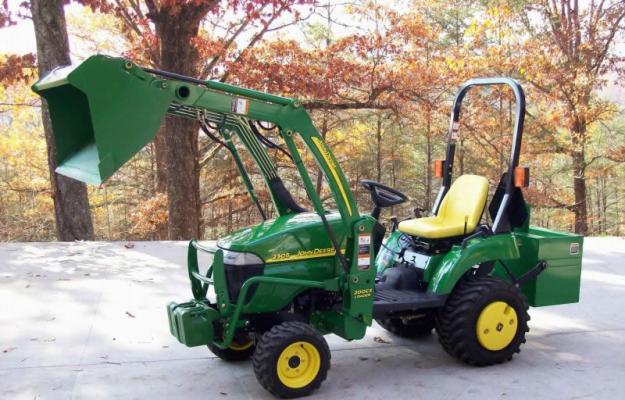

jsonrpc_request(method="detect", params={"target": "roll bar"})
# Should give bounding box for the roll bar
[433,77,526,234]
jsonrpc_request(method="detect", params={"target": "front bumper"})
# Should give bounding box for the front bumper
[169,240,341,348]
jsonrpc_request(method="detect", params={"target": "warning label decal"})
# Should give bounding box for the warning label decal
[231,97,249,115]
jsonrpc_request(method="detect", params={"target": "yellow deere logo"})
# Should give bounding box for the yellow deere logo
[266,247,338,263]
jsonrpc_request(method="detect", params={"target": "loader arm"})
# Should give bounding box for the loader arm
[33,55,382,345]
[32,55,361,232]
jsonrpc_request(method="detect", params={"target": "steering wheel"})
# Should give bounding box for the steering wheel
[360,179,408,219]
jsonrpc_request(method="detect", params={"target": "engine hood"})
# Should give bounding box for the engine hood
[217,211,347,264]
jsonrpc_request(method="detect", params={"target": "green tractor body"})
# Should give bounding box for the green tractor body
[33,55,583,398]
[376,226,583,306]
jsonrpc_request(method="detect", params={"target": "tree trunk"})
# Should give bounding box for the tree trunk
[154,6,212,240]
[390,128,397,216]
[162,114,200,240]
[31,0,94,241]
[571,148,588,235]
[616,192,621,236]
[151,126,168,240]
[376,115,382,182]
[153,125,168,193]
[594,177,601,234]
[587,182,594,234]
[425,108,432,210]
[458,138,464,176]
[227,201,232,233]
[600,175,607,234]
[570,115,589,235]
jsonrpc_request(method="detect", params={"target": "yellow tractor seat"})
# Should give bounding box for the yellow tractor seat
[398,175,489,239]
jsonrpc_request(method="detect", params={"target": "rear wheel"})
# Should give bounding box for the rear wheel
[208,332,255,361]
[436,275,529,366]
[253,322,330,398]
[376,313,435,338]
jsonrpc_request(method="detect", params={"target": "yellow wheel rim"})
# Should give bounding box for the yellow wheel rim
[476,301,518,351]
[228,339,253,351]
[276,341,321,389]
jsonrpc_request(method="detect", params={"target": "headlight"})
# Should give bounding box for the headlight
[222,249,264,266]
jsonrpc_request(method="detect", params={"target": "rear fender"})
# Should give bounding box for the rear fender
[429,234,520,294]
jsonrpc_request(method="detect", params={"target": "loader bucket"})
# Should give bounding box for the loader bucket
[32,55,173,184]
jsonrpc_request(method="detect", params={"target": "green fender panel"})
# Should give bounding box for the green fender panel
[429,234,520,294]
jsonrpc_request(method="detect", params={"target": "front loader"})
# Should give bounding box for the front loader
[32,55,583,398]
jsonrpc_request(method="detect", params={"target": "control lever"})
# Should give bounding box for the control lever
[390,216,399,232]
[461,225,493,248]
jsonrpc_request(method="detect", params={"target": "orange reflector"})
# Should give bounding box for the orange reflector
[434,160,444,178]
[514,166,529,188]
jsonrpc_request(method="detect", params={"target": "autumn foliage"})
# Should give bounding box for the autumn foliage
[1,0,624,241]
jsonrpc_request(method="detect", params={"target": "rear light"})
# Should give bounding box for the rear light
[514,166,530,188]
[434,159,444,178]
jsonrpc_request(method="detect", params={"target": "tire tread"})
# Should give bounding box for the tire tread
[253,322,330,398]
[435,275,530,366]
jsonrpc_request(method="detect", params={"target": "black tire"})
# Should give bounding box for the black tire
[253,322,330,398]
[376,313,435,338]
[436,275,529,366]
[208,332,255,361]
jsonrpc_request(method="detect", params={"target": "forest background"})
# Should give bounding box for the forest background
[1,0,624,242]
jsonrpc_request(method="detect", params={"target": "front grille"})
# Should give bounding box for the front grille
[224,263,264,303]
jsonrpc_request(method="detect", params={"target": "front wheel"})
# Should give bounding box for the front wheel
[436,275,529,366]
[253,322,330,398]
[208,332,255,361]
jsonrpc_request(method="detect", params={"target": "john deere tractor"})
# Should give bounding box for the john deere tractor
[33,55,583,398]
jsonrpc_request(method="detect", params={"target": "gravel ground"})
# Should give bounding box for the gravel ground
[1,237,624,399]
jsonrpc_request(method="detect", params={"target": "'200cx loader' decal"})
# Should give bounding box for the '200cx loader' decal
[352,288,373,299]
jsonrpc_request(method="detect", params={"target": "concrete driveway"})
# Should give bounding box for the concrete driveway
[1,237,624,399]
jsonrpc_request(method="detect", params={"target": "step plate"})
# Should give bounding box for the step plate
[372,288,447,319]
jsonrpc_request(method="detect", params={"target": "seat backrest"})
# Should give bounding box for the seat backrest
[437,174,489,233]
